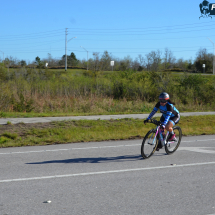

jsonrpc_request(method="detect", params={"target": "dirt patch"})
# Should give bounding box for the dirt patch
[0,122,63,136]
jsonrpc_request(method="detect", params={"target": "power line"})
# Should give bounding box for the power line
[0,33,65,41]
[4,45,212,51]
[1,22,215,61]
[4,44,213,53]
[68,45,213,50]
[75,34,215,41]
[4,46,214,55]
[68,21,215,30]
[0,29,64,38]
[69,48,214,54]
[1,22,215,41]
[0,40,65,48]
[67,27,215,36]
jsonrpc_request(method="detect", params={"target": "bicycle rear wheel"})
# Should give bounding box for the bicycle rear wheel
[165,126,182,155]
[141,129,158,159]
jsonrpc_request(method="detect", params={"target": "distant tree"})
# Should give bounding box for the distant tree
[134,54,146,71]
[132,59,140,71]
[35,56,41,64]
[119,55,132,71]
[70,52,77,61]
[112,58,121,71]
[195,58,212,73]
[68,52,79,66]
[20,60,26,67]
[87,58,94,71]
[3,56,19,67]
[58,56,65,66]
[146,50,162,71]
[137,54,145,67]
[92,52,100,72]
[41,53,59,67]
[4,58,10,67]
[196,48,207,59]
[79,59,87,68]
[100,50,112,71]
[59,52,79,67]
[163,48,176,69]
[174,58,194,72]
[187,59,195,70]
[35,56,43,68]
[194,48,213,73]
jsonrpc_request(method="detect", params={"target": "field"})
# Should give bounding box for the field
[0,67,215,117]
[0,67,214,148]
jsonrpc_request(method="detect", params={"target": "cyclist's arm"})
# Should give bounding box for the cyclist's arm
[162,111,172,126]
[147,103,159,120]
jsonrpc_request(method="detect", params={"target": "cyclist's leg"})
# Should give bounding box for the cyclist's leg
[165,121,176,141]
[165,120,174,132]
[166,115,180,140]
[165,115,180,131]
[156,116,165,150]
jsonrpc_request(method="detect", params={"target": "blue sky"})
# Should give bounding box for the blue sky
[1,0,215,63]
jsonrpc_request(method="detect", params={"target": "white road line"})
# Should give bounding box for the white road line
[1,161,215,183]
[179,147,215,154]
[0,139,215,155]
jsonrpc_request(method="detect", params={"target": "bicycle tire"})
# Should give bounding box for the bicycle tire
[141,129,158,159]
[165,126,182,155]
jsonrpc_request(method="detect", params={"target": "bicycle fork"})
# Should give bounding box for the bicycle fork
[157,127,169,147]
[152,127,170,147]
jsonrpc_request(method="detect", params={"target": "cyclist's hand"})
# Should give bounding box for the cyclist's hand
[144,119,149,124]
[160,124,165,130]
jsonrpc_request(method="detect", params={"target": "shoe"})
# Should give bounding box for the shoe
[156,140,163,151]
[156,147,162,151]
[168,134,176,141]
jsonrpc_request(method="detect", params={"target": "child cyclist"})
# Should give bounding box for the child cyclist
[144,92,180,150]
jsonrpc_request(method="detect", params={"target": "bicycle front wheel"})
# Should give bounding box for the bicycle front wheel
[165,126,182,155]
[141,129,158,159]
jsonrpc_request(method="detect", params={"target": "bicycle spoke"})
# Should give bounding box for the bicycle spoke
[165,126,182,154]
[141,129,157,159]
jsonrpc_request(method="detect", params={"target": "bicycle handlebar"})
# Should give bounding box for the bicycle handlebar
[148,119,161,126]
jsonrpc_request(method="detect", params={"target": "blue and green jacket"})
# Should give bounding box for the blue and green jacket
[147,102,179,126]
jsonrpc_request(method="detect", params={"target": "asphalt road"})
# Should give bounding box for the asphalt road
[0,111,214,124]
[0,135,215,215]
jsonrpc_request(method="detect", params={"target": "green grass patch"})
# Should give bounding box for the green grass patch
[0,115,215,148]
[0,68,215,116]
[2,132,18,140]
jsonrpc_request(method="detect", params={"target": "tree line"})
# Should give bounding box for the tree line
[1,47,214,73]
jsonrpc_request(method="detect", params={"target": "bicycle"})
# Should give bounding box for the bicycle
[141,119,182,159]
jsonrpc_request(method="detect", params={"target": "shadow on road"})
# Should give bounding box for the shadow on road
[26,154,143,164]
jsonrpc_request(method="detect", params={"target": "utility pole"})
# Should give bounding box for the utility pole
[65,28,68,71]
[208,38,215,75]
[65,28,76,71]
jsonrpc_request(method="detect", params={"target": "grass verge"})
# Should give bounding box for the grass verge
[0,115,214,148]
